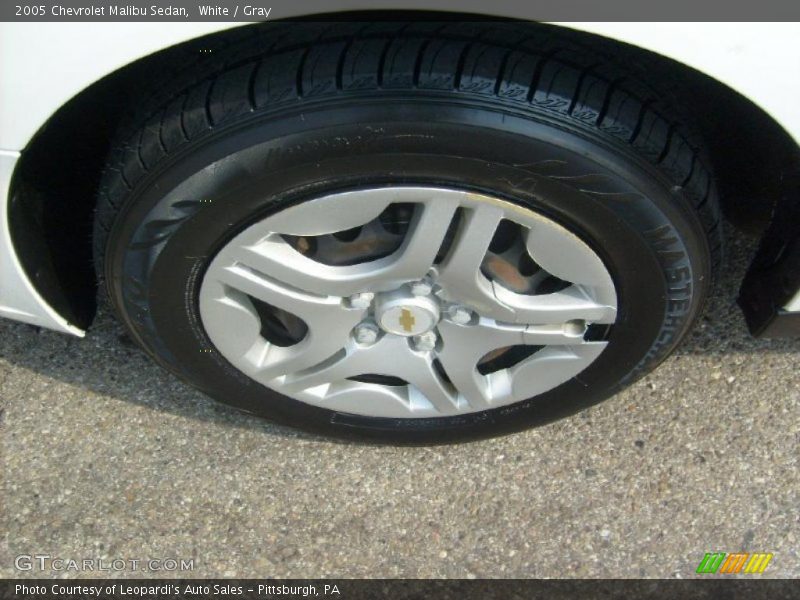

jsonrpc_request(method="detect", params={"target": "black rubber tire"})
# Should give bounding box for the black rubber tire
[94,22,722,443]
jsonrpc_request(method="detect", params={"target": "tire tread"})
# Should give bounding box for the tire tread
[94,22,723,283]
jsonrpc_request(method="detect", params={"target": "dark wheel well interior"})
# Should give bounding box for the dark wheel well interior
[8,14,800,330]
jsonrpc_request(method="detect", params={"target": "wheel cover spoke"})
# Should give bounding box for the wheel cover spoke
[282,336,460,415]
[199,265,364,380]
[436,203,509,318]
[199,187,618,418]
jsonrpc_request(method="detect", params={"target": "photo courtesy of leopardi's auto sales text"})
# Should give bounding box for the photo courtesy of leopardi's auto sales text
[1,0,799,598]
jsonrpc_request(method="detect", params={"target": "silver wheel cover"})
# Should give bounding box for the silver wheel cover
[199,187,617,418]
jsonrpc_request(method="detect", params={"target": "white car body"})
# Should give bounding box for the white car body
[1,18,799,335]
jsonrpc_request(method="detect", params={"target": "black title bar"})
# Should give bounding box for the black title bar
[4,0,800,22]
[3,579,800,600]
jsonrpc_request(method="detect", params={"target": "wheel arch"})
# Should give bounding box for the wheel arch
[6,15,800,332]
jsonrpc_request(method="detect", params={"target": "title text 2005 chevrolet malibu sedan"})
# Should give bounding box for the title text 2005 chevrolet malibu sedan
[1,14,798,441]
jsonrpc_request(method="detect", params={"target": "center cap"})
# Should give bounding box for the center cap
[375,293,440,337]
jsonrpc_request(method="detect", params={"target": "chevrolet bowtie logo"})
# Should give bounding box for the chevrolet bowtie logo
[399,308,416,333]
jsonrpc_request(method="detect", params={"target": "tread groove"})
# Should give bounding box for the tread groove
[696,189,712,211]
[596,77,623,125]
[116,167,133,191]
[493,47,514,96]
[412,38,433,88]
[178,93,191,142]
[526,49,557,103]
[376,37,393,88]
[336,37,355,91]
[156,108,169,154]
[629,97,654,144]
[296,46,311,97]
[657,123,677,164]
[204,77,216,127]
[454,40,474,90]
[568,63,598,116]
[134,131,147,172]
[247,59,261,110]
[681,153,697,187]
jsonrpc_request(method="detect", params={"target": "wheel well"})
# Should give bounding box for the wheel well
[9,16,800,330]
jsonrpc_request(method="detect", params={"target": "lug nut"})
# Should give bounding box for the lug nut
[410,279,433,296]
[354,322,379,345]
[413,331,437,352]
[446,305,473,325]
[349,292,375,309]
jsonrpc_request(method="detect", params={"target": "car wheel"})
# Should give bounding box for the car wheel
[94,22,721,442]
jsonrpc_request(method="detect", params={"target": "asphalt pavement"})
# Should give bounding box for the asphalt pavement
[1,231,798,578]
